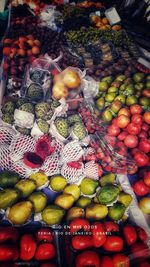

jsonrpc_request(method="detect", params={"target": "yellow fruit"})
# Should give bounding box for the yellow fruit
[63,70,81,89]
[102,17,109,25]
[52,82,68,100]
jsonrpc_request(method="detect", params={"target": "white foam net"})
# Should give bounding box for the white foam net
[61,162,85,184]
[0,126,16,146]
[51,138,64,155]
[60,141,84,164]
[11,159,38,178]
[9,134,36,162]
[40,153,60,176]
[84,161,99,180]
[0,145,12,170]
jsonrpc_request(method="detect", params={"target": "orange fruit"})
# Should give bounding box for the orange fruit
[27,40,35,47]
[96,22,103,28]
[100,25,108,30]
[3,47,11,56]
[102,17,109,25]
[31,46,40,55]
[34,40,40,46]
[91,15,101,24]
[18,49,26,57]
[112,25,122,31]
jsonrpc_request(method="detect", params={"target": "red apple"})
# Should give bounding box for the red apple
[130,104,142,115]
[127,122,141,135]
[107,124,120,137]
[118,131,128,141]
[124,134,138,148]
[131,114,143,125]
[117,115,130,128]
[134,151,149,167]
[139,139,150,153]
[118,108,131,117]
[133,180,149,196]
[144,171,150,187]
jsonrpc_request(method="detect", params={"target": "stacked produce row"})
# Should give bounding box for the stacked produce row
[0,0,150,266]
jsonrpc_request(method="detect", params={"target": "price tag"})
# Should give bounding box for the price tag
[105,7,121,26]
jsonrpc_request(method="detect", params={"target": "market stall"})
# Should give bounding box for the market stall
[0,0,150,266]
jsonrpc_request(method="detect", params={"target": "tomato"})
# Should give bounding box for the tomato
[118,108,131,117]
[139,131,148,139]
[117,131,128,141]
[75,250,100,267]
[123,225,137,246]
[134,151,149,167]
[70,218,90,234]
[91,222,106,248]
[117,115,130,129]
[0,245,19,261]
[20,234,36,261]
[103,236,124,252]
[143,89,150,98]
[127,123,141,135]
[131,114,143,125]
[113,254,130,267]
[124,135,138,148]
[144,171,150,187]
[143,112,150,124]
[131,243,149,259]
[133,180,149,196]
[104,221,119,233]
[0,227,19,243]
[36,228,53,243]
[139,139,150,154]
[136,227,147,242]
[35,243,56,260]
[101,256,114,267]
[72,235,93,250]
[141,123,149,132]
[108,125,121,137]
[130,104,142,115]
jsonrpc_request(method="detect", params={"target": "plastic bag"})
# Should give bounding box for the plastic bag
[21,54,62,102]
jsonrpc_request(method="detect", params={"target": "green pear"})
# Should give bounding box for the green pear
[0,189,20,209]
[29,172,48,187]
[100,173,116,187]
[66,207,85,221]
[80,178,99,195]
[115,75,126,82]
[50,175,67,191]
[76,196,92,208]
[86,204,108,220]
[118,192,133,207]
[133,72,144,83]
[28,192,47,213]
[105,93,116,103]
[126,95,138,106]
[64,184,80,201]
[15,179,37,198]
[108,203,126,221]
[102,109,113,122]
[99,81,109,92]
[7,201,33,225]
[0,171,19,188]
[119,84,126,91]
[115,94,126,104]
[108,86,118,93]
[42,204,65,225]
[54,194,75,210]
[96,97,105,110]
[101,76,113,84]
[97,185,120,205]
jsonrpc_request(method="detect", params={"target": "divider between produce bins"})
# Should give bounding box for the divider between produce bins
[117,174,150,247]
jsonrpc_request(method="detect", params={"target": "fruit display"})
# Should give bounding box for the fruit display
[0,1,150,266]
[91,15,122,31]
[0,227,58,265]
[64,219,150,267]
[95,73,150,114]
[128,169,150,215]
[0,169,133,225]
